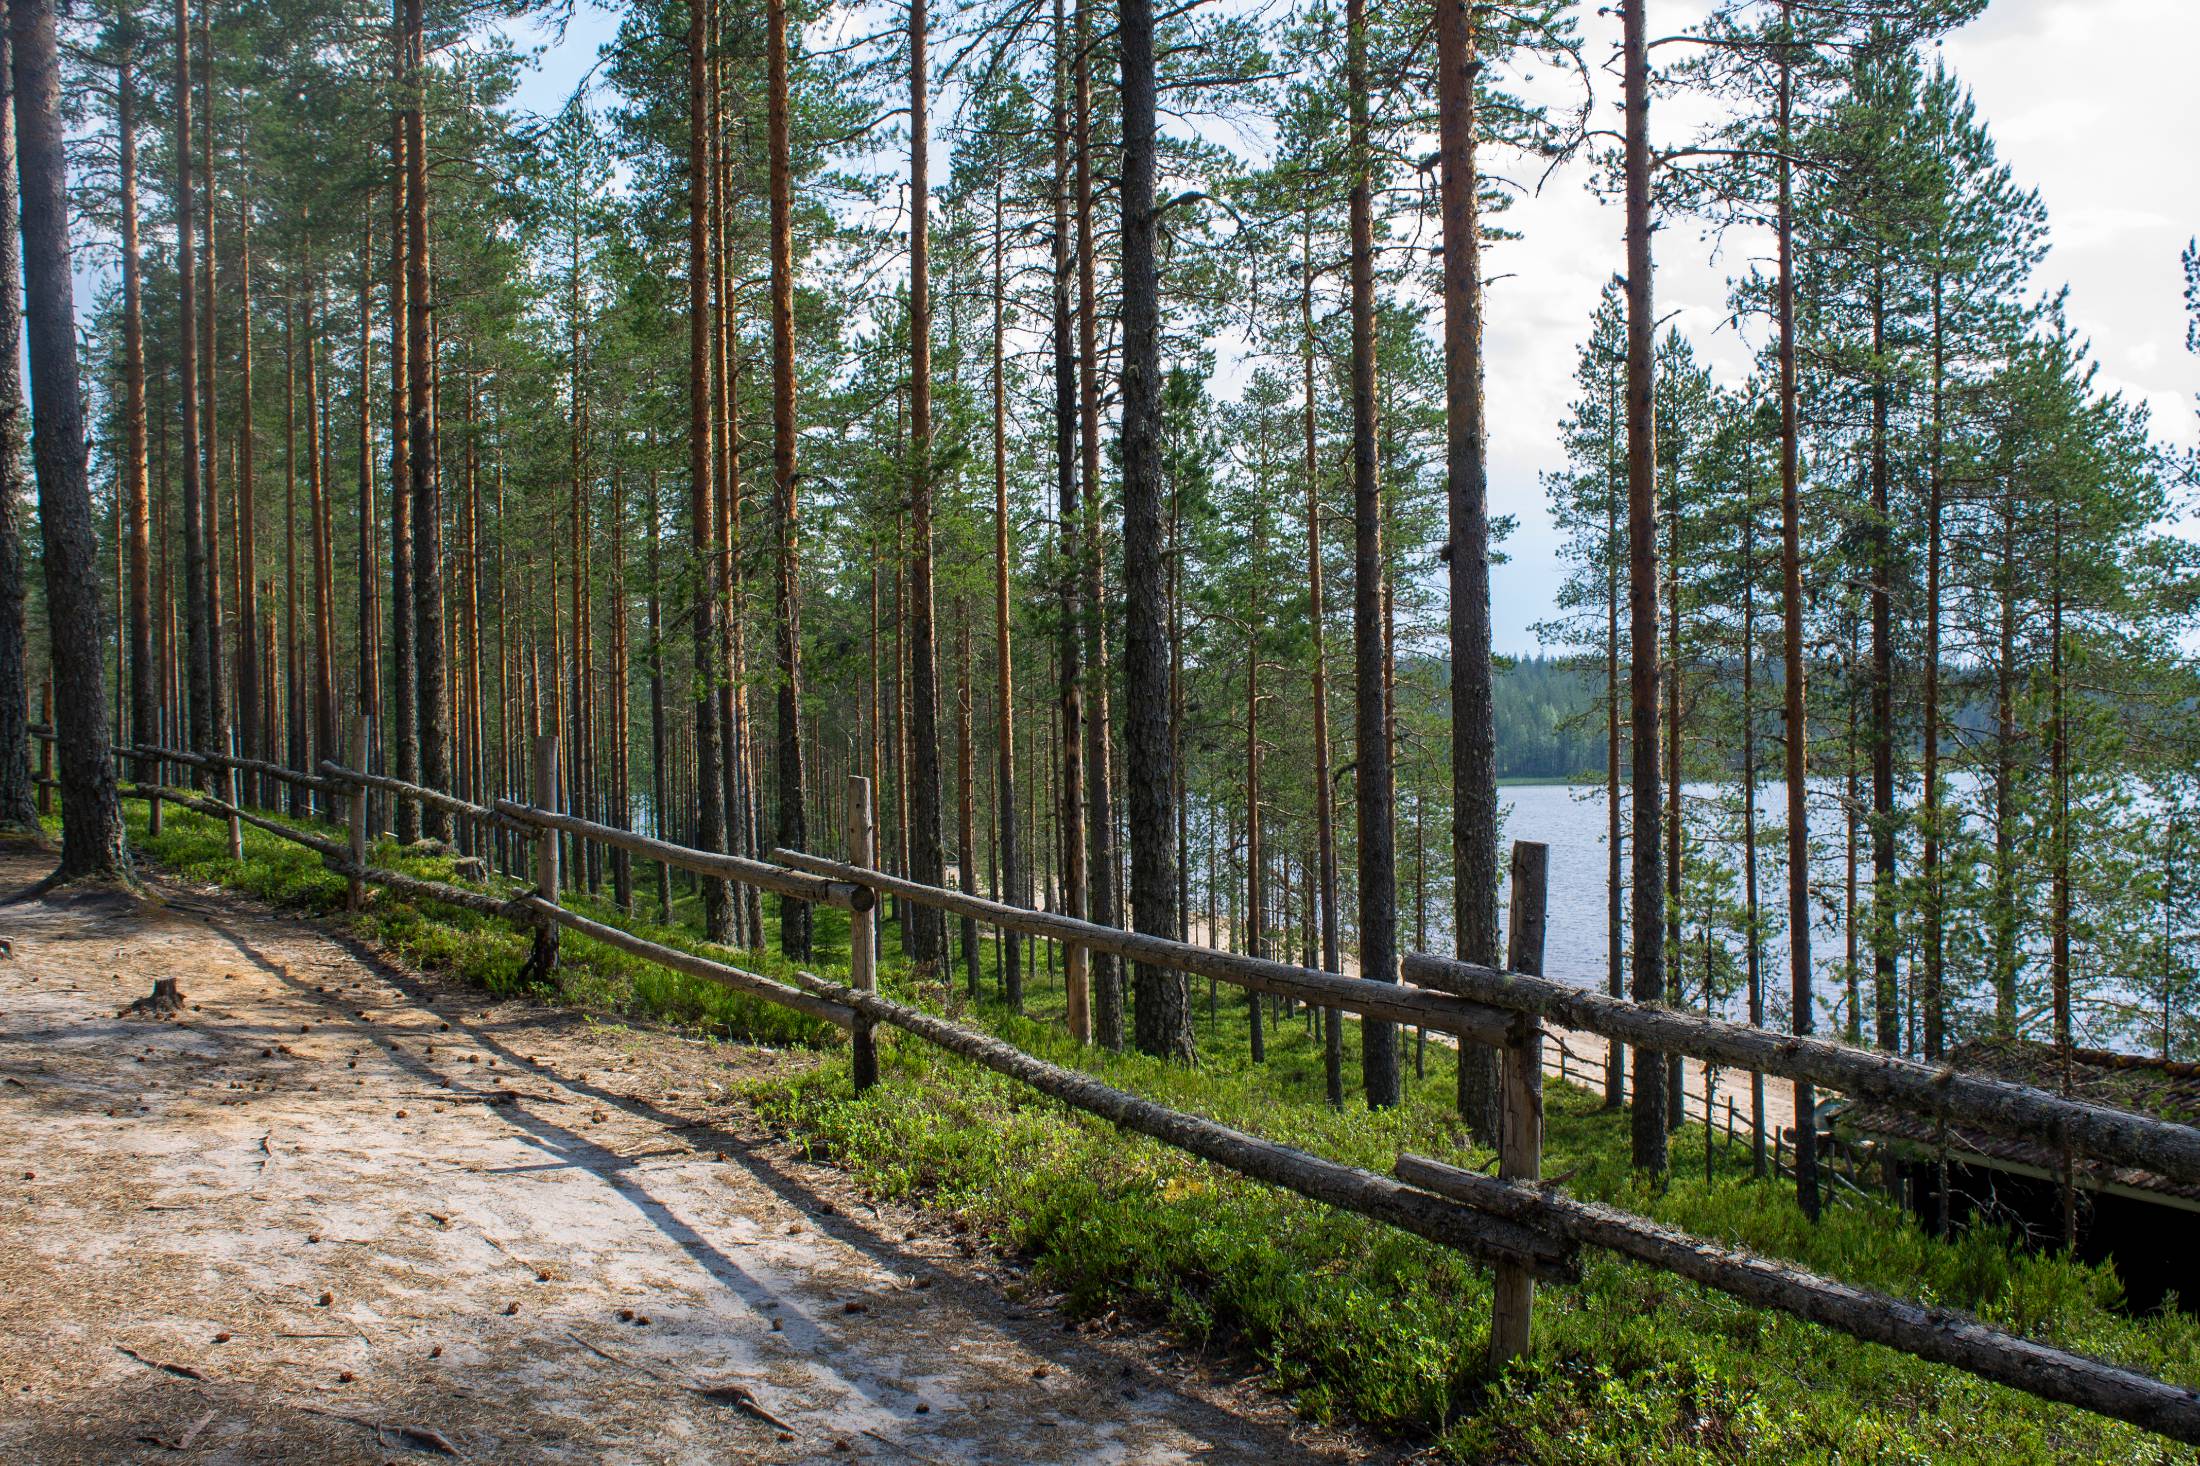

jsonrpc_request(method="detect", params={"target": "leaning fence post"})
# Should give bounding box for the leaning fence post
[526,735,561,983]
[847,774,879,1093]
[1489,839,1549,1370]
[346,717,369,911]
[224,724,244,861]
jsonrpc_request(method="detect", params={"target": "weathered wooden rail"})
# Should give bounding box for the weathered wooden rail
[87,728,2200,1444]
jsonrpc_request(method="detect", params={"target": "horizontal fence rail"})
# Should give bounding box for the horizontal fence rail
[1403,951,2200,1191]
[322,759,522,834]
[1396,1154,2200,1441]
[501,799,873,914]
[777,965,1576,1282]
[767,845,1515,1046]
[67,731,2200,1445]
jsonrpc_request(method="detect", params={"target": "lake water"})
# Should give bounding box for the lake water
[1495,781,1851,1032]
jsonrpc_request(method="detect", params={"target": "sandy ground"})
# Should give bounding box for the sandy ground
[0,844,1379,1465]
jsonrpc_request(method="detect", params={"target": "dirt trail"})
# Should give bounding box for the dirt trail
[0,847,1360,1464]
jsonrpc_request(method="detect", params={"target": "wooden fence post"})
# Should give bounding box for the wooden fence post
[224,724,244,861]
[526,735,561,984]
[848,774,878,1093]
[1489,839,1549,1370]
[346,717,369,911]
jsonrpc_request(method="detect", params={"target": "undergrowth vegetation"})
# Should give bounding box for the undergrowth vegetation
[112,798,2200,1463]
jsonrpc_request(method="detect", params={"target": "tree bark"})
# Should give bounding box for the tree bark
[686,0,729,940]
[173,0,211,781]
[1073,0,1122,1049]
[403,0,449,840]
[991,166,1023,1006]
[234,158,259,775]
[1052,0,1088,1039]
[1302,207,1343,1107]
[1118,0,1187,1061]
[1869,283,1897,1054]
[1244,506,1266,1063]
[956,603,980,993]
[197,1,225,763]
[766,0,810,957]
[647,458,670,918]
[118,39,155,780]
[9,5,126,875]
[284,294,303,816]
[0,21,27,831]
[356,211,381,817]
[904,0,948,964]
[1347,0,1396,1108]
[304,248,336,788]
[1437,0,1500,1139]
[1623,0,1668,1168]
[388,100,416,839]
[1775,8,1819,1215]
[1603,362,1625,1110]
[1922,276,1945,1060]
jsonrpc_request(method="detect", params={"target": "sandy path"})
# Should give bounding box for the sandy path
[0,847,1356,1465]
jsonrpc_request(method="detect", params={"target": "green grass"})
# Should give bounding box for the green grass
[751,928,2200,1463]
[119,799,838,1050]
[113,798,2200,1462]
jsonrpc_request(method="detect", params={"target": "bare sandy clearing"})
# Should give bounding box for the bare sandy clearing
[0,846,1364,1464]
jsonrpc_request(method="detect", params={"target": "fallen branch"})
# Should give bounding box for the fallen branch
[113,1345,204,1382]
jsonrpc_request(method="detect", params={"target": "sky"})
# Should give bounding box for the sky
[500,0,2200,656]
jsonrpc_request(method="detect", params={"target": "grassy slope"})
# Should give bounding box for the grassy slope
[115,802,2199,1464]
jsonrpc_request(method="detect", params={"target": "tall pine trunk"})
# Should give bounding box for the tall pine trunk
[957,604,979,993]
[1623,0,1668,1168]
[234,161,260,773]
[1347,0,1396,1109]
[174,0,212,780]
[304,250,336,788]
[1920,277,1946,1058]
[991,167,1023,1006]
[1437,0,1500,1139]
[686,0,729,939]
[1119,0,1186,1060]
[1603,363,1625,1109]
[1869,281,1897,1053]
[1052,0,1088,1039]
[1073,0,1121,1048]
[647,459,670,918]
[10,5,127,876]
[0,21,29,831]
[356,212,380,809]
[404,0,449,838]
[1302,208,1342,1107]
[766,0,809,957]
[198,5,226,762]
[905,0,947,963]
[119,38,155,778]
[388,102,416,838]
[1774,6,1819,1215]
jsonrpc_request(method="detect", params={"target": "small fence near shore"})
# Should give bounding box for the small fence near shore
[59,720,2200,1445]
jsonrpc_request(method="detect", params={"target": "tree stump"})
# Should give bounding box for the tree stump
[122,977,185,1017]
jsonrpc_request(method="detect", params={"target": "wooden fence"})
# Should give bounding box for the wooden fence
[62,722,2200,1444]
